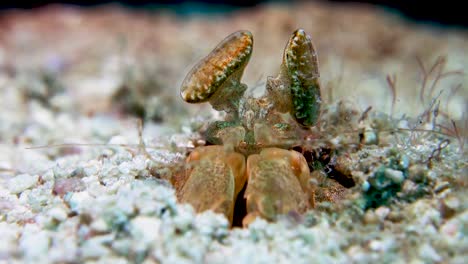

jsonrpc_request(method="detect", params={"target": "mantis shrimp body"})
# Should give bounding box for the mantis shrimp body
[175,29,321,226]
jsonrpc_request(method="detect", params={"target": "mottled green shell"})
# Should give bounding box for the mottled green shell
[283,29,321,127]
[180,30,253,103]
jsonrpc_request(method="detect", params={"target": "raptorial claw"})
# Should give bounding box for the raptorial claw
[176,146,246,223]
[243,148,312,226]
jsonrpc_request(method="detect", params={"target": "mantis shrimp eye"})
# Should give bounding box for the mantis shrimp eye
[180,30,253,103]
[283,29,322,127]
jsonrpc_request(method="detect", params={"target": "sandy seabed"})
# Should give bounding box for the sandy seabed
[0,2,467,263]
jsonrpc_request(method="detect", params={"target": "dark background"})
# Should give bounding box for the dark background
[0,0,466,28]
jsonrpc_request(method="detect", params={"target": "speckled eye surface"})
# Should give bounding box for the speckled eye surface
[283,29,321,127]
[180,30,253,103]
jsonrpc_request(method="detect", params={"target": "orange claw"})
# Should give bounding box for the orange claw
[243,148,312,227]
[176,146,246,223]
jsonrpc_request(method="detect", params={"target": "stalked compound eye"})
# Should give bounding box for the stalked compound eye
[283,29,321,127]
[180,30,253,103]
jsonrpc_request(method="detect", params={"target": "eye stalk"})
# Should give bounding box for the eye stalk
[180,30,253,115]
[180,29,321,131]
[282,29,322,127]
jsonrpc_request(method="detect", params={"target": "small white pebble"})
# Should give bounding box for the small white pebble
[130,216,161,249]
[48,207,68,221]
[363,131,377,145]
[384,168,404,184]
[375,206,390,222]
[90,218,109,233]
[361,181,370,192]
[80,234,114,259]
[8,174,39,194]
[171,205,195,231]
[443,196,460,210]
[19,225,50,260]
[418,243,442,262]
[41,170,55,182]
[440,220,458,237]
[369,240,384,251]
[66,191,94,213]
